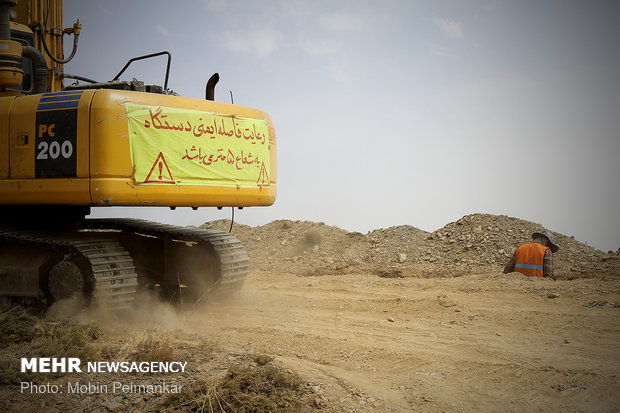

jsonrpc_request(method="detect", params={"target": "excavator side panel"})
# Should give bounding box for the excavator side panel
[1,89,276,207]
[0,97,12,179]
[0,90,94,204]
[89,89,277,207]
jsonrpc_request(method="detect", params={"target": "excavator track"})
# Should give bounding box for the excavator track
[0,225,138,310]
[0,218,246,310]
[81,218,249,300]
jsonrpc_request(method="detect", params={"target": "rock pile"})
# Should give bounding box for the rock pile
[200,213,619,280]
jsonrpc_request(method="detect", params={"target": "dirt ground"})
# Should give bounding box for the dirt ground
[192,269,620,412]
[1,214,619,412]
[4,269,619,412]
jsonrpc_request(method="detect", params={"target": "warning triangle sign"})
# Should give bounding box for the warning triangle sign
[144,152,175,184]
[257,161,270,187]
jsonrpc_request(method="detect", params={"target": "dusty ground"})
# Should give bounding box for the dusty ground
[195,269,620,412]
[3,269,619,412]
[1,214,619,412]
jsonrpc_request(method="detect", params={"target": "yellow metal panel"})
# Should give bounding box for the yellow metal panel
[9,90,92,180]
[90,178,276,207]
[9,95,38,178]
[0,96,15,179]
[0,178,91,204]
[89,90,133,179]
[75,90,94,177]
[1,90,93,205]
[90,90,277,207]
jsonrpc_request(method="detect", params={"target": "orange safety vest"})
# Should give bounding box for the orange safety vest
[514,242,548,277]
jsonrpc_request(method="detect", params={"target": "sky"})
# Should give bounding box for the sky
[62,0,620,252]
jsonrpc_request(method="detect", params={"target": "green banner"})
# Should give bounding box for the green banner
[126,104,270,188]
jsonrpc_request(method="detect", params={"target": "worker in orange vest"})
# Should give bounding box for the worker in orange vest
[503,230,558,280]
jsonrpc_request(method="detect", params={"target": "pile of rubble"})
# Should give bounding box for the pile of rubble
[200,213,620,280]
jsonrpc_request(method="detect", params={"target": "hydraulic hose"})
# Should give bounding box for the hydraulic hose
[35,20,80,64]
[22,45,47,94]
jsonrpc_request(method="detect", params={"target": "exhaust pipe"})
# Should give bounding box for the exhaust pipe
[205,72,219,101]
[0,0,16,41]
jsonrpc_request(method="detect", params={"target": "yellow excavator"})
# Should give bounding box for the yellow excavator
[0,0,276,310]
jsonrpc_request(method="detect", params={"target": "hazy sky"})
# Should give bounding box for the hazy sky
[63,0,620,251]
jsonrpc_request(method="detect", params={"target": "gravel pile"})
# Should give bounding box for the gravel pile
[200,213,620,280]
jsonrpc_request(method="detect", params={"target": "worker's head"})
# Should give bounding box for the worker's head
[532,230,559,253]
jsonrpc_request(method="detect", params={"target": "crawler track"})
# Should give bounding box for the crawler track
[82,218,249,298]
[0,219,246,309]
[0,225,137,309]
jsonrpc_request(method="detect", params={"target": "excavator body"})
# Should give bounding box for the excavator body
[0,0,276,309]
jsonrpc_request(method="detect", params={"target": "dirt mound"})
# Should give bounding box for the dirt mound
[428,213,619,278]
[201,214,620,280]
[201,219,372,275]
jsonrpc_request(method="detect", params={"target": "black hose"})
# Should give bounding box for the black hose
[36,21,80,64]
[22,45,47,94]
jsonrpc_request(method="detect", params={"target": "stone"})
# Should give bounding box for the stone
[584,300,607,308]
[314,396,328,408]
[437,295,456,308]
[100,401,123,412]
[398,253,407,263]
